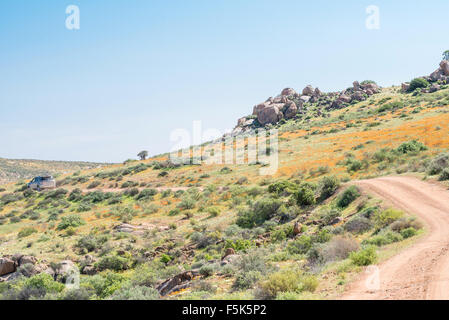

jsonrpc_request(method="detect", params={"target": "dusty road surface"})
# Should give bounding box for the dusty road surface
[341,176,449,300]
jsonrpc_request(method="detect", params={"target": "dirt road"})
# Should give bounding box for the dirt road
[341,176,449,300]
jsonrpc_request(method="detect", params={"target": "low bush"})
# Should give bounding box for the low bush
[57,214,85,230]
[337,186,360,208]
[344,216,373,234]
[373,209,403,229]
[350,246,377,266]
[293,183,316,206]
[318,176,340,201]
[96,254,132,271]
[287,235,312,255]
[18,227,38,238]
[396,140,427,154]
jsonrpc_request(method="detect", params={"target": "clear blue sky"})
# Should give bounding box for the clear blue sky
[1,0,448,163]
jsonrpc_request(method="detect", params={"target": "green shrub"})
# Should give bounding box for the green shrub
[363,230,402,246]
[57,214,85,230]
[287,235,312,255]
[337,186,360,208]
[320,207,341,225]
[408,78,429,92]
[256,270,318,299]
[225,239,254,251]
[199,265,216,277]
[350,246,377,266]
[294,183,316,206]
[233,270,262,290]
[396,140,427,154]
[18,227,38,238]
[428,153,449,175]
[373,209,403,229]
[439,168,449,181]
[400,227,418,239]
[76,234,109,252]
[109,285,159,300]
[236,197,283,228]
[96,254,132,271]
[81,271,127,298]
[344,216,372,234]
[268,180,298,196]
[318,176,340,201]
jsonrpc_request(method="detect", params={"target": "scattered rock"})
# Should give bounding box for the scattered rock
[156,270,199,296]
[0,257,16,276]
[293,221,302,235]
[401,83,410,93]
[222,248,236,260]
[82,265,97,276]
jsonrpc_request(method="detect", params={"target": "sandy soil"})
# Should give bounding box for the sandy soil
[340,176,449,300]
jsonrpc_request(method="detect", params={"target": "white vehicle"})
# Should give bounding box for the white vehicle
[27,176,56,191]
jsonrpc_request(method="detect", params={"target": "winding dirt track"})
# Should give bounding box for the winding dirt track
[341,176,449,300]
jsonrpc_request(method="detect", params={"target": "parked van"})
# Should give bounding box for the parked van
[28,176,56,191]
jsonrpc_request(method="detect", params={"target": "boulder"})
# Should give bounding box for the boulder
[440,60,449,76]
[237,117,246,127]
[302,85,314,96]
[362,82,380,93]
[19,255,37,266]
[430,68,445,82]
[351,91,366,102]
[353,81,361,91]
[283,101,298,119]
[53,260,77,282]
[253,102,268,116]
[401,83,410,93]
[281,88,296,96]
[293,222,302,235]
[0,258,16,276]
[313,87,322,97]
[156,270,199,296]
[256,104,284,125]
[338,94,352,103]
[329,99,347,110]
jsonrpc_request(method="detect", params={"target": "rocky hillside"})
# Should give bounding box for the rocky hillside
[231,60,449,136]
